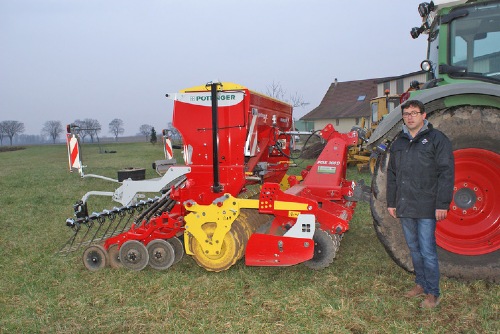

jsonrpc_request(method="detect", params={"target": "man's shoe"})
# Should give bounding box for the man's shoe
[404,285,425,298]
[420,294,441,308]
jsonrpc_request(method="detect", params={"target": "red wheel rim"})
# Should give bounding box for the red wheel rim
[436,148,500,255]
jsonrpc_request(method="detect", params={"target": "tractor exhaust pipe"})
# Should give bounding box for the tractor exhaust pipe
[210,82,223,193]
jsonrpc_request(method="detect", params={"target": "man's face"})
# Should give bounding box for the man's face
[403,105,426,133]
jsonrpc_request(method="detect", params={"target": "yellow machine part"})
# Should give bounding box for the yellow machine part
[279,173,303,191]
[183,193,308,271]
[180,82,247,93]
[188,222,242,272]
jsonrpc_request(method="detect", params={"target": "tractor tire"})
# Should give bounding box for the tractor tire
[371,105,500,282]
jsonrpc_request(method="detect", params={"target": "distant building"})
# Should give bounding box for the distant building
[301,71,427,132]
[293,119,314,132]
[376,70,427,97]
[300,78,378,133]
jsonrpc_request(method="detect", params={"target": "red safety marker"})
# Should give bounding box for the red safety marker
[66,133,81,173]
[164,136,173,160]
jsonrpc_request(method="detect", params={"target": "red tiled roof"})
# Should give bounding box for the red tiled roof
[301,78,380,120]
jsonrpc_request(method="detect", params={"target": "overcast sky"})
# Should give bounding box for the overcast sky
[0,0,428,137]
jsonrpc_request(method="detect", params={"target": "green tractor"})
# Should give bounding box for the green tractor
[368,0,500,281]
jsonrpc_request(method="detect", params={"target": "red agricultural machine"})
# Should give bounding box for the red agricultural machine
[61,82,366,272]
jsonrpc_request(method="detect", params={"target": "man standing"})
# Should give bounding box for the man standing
[387,100,454,308]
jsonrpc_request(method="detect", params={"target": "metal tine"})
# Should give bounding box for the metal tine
[101,207,127,239]
[101,211,126,240]
[113,208,135,236]
[88,215,112,245]
[59,222,94,253]
[58,224,81,255]
[73,220,95,252]
[97,209,120,241]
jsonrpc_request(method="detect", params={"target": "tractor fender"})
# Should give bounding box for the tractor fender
[367,82,500,147]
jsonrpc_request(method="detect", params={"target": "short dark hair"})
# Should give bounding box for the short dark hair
[401,100,425,113]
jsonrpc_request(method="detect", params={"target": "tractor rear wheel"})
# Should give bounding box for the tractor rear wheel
[371,106,500,281]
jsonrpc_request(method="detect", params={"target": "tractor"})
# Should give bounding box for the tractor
[368,0,500,281]
[61,82,365,272]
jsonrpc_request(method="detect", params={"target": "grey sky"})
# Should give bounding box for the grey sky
[0,0,427,137]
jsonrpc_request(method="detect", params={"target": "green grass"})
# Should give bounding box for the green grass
[0,143,498,333]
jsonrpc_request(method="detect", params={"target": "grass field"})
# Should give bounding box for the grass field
[0,143,498,333]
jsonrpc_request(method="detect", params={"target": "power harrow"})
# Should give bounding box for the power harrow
[60,82,367,272]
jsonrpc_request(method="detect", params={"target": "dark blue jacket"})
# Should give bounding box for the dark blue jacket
[386,122,455,218]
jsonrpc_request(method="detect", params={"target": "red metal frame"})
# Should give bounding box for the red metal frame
[103,209,184,250]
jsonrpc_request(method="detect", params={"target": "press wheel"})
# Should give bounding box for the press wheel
[147,239,175,270]
[83,244,108,272]
[107,244,122,269]
[119,240,149,271]
[231,220,249,260]
[190,223,241,272]
[167,237,185,265]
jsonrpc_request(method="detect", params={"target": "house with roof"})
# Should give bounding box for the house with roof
[301,71,427,133]
[300,78,378,133]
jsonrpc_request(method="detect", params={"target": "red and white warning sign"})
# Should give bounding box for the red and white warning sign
[66,133,82,173]
[163,136,173,160]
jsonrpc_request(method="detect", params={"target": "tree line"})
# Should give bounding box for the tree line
[1,83,303,146]
[0,119,171,146]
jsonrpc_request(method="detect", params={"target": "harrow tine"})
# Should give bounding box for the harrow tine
[58,221,94,253]
[88,216,110,245]
[114,209,135,235]
[104,208,127,238]
[59,176,187,254]
[58,221,81,255]
[74,220,94,252]
[97,210,118,240]
[100,208,132,240]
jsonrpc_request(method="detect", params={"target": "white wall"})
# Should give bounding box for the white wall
[377,73,428,96]
[313,118,359,133]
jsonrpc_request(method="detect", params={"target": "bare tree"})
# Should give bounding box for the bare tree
[288,91,310,109]
[73,119,88,142]
[1,120,25,146]
[41,120,63,144]
[139,124,153,141]
[73,118,101,143]
[84,119,101,143]
[109,118,124,141]
[0,121,5,146]
[266,81,286,101]
[265,81,309,108]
